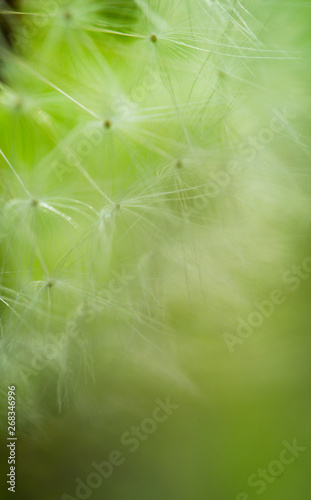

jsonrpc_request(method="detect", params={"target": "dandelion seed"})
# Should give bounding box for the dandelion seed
[104,119,112,129]
[150,34,158,43]
[63,10,73,22]
[14,96,23,110]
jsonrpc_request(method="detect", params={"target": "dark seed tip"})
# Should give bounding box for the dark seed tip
[15,97,23,110]
[64,10,72,20]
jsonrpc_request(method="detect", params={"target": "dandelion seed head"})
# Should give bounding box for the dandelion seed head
[0,0,307,440]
